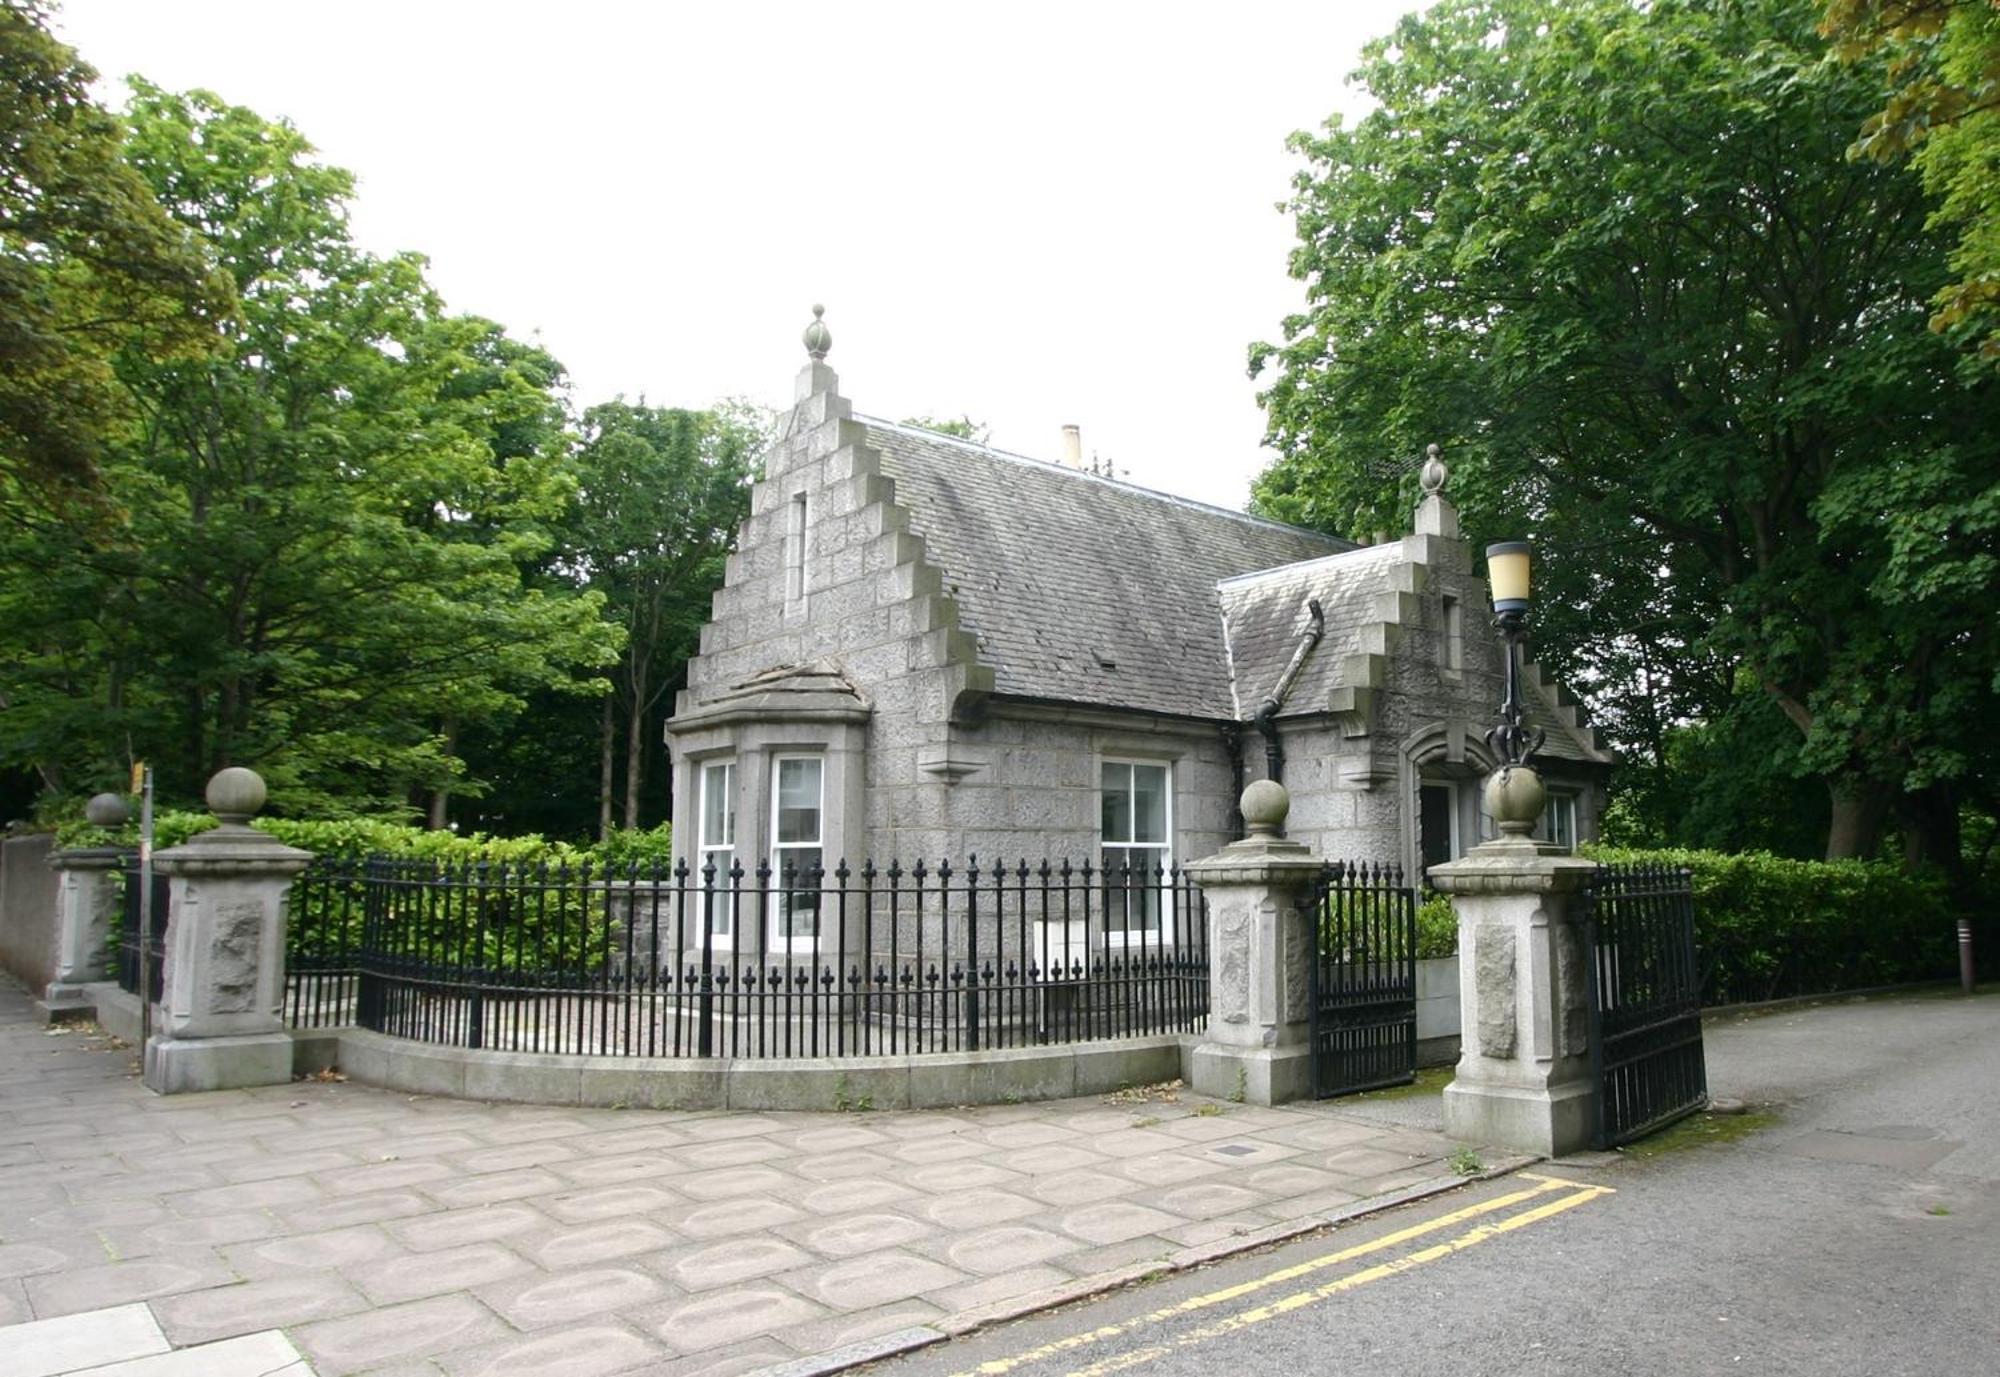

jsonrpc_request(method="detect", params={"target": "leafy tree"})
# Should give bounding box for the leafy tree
[0,82,618,814]
[1824,0,2000,362]
[564,400,760,836]
[1252,0,2000,874]
[0,1,232,490]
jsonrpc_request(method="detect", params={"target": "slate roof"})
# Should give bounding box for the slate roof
[1218,548,1606,764]
[861,418,1349,719]
[1217,545,1405,718]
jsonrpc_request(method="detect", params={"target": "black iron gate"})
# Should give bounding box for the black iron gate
[1309,861,1417,1097]
[1581,863,1707,1147]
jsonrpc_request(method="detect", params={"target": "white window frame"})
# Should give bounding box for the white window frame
[1538,789,1578,852]
[769,753,824,952]
[697,759,737,947]
[1099,758,1174,946]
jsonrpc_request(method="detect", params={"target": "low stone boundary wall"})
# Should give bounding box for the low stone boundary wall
[1416,955,1462,1067]
[91,976,1186,1110]
[335,1028,1185,1111]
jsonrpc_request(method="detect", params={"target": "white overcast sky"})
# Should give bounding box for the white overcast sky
[54,1,1419,512]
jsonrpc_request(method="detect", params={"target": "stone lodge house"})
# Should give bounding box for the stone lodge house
[664,319,1611,923]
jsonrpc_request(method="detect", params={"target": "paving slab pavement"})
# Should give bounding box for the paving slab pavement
[0,976,1508,1376]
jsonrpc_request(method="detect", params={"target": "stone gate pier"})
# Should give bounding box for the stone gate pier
[144,768,313,1094]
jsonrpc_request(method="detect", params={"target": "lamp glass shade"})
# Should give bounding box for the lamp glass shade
[1487,541,1532,611]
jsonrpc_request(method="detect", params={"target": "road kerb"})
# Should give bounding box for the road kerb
[746,1151,1541,1377]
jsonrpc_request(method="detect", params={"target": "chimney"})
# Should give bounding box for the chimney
[1060,424,1083,469]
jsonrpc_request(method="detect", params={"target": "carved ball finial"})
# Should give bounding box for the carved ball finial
[1419,443,1449,497]
[1240,779,1290,838]
[205,767,267,826]
[802,304,832,361]
[1483,764,1545,837]
[84,792,129,828]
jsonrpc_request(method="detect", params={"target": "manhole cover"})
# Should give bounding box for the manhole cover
[1211,1144,1257,1158]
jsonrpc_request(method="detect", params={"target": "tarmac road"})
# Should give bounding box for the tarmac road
[862,989,2000,1377]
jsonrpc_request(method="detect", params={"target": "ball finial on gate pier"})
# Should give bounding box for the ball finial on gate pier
[1482,763,1545,837]
[205,767,267,826]
[84,792,129,828]
[1240,779,1290,838]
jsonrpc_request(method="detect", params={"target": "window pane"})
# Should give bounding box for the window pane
[1102,846,1161,935]
[702,763,733,847]
[1132,765,1167,843]
[776,847,822,939]
[1100,762,1131,841]
[704,850,734,937]
[777,758,822,844]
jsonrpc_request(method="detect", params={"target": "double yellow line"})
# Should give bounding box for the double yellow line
[956,1173,1613,1377]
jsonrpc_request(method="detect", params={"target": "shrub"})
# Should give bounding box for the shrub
[1582,845,1958,1005]
[1416,893,1458,959]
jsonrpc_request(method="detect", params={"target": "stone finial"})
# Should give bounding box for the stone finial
[1240,780,1290,838]
[802,304,832,361]
[84,792,129,828]
[1483,763,1545,837]
[1420,443,1448,497]
[205,767,267,825]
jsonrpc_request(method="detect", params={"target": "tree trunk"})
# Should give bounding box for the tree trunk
[623,657,648,830]
[1900,782,1970,903]
[426,718,457,830]
[598,695,615,842]
[1824,781,1890,860]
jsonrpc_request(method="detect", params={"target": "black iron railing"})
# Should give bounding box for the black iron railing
[1582,862,1707,1147]
[312,855,1207,1059]
[284,861,366,1029]
[114,855,168,1004]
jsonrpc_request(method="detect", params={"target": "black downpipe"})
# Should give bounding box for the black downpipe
[1220,723,1246,839]
[1254,698,1283,785]
[1253,598,1325,788]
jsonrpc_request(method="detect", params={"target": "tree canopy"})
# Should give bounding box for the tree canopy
[1824,0,2000,363]
[0,1,232,490]
[1252,0,2000,878]
[0,82,624,814]
[0,37,772,837]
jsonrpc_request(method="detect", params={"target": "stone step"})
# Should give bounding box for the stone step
[0,1303,168,1377]
[0,1305,312,1377]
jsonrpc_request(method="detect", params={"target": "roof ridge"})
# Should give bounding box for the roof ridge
[857,414,1352,548]
[1214,540,1402,589]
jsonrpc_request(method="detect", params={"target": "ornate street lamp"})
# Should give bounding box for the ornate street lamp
[1483,540,1547,837]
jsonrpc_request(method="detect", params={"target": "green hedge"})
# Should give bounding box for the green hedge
[1582,845,1959,1005]
[58,811,673,868]
[1414,848,1964,1005]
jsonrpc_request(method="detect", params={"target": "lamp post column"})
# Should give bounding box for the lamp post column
[1429,541,1599,1157]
